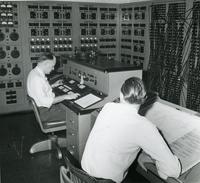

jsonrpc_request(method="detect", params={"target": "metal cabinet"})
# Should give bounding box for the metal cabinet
[66,107,93,162]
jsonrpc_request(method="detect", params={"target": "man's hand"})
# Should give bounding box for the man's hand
[138,152,154,172]
[64,93,80,100]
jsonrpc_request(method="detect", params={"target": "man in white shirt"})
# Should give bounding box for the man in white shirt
[81,77,181,183]
[27,52,78,121]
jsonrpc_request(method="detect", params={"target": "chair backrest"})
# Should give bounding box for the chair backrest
[27,95,66,134]
[60,150,115,183]
[138,91,159,116]
[27,95,43,129]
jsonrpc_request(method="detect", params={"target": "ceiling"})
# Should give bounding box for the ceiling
[65,0,149,3]
[26,0,151,3]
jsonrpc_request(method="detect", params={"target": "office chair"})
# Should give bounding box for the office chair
[27,95,67,159]
[60,150,115,183]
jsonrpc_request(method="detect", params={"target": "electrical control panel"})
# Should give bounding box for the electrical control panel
[79,5,98,52]
[0,1,150,114]
[186,1,200,112]
[1,0,198,114]
[0,1,75,114]
[147,2,186,106]
[64,57,142,109]
[0,1,28,114]
[119,2,150,70]
[26,2,73,68]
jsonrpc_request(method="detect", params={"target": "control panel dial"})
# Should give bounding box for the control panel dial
[0,48,6,59]
[9,30,19,41]
[0,65,7,76]
[11,47,20,58]
[0,31,5,42]
[12,64,21,75]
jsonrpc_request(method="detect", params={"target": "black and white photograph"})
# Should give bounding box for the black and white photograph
[0,0,200,182]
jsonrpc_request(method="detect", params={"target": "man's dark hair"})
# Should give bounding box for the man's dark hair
[38,52,55,62]
[121,77,146,104]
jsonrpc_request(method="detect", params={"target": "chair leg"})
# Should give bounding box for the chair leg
[29,139,52,154]
[29,136,67,159]
[57,137,67,148]
[55,137,67,159]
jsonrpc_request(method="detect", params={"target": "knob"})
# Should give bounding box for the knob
[41,12,48,19]
[12,64,21,75]
[0,48,6,59]
[110,13,115,19]
[101,29,106,35]
[9,30,19,41]
[64,12,70,19]
[54,12,59,19]
[0,65,7,76]
[0,31,5,42]
[11,47,20,58]
[110,29,115,35]
[101,13,105,19]
[30,11,36,19]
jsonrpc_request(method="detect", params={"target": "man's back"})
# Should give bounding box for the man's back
[81,102,180,183]
[27,67,55,108]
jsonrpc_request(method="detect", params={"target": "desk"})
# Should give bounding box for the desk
[55,57,142,162]
[136,99,200,183]
[54,78,104,162]
[136,162,200,183]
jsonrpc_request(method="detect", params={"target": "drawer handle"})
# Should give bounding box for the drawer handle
[68,132,75,136]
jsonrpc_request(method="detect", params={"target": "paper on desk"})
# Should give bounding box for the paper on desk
[170,129,200,174]
[74,93,102,109]
[145,101,200,174]
[145,102,200,143]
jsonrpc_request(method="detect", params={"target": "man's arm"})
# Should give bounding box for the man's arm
[136,121,181,180]
[52,93,79,104]
[51,79,63,88]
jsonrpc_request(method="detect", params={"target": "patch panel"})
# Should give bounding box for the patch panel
[148,2,186,106]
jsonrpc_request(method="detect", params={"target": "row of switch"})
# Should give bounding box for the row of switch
[0,3,18,27]
[30,37,72,45]
[54,45,72,52]
[30,11,71,19]
[31,28,72,37]
[121,9,146,21]
[0,81,22,89]
[30,45,72,53]
[80,37,97,44]
[99,45,116,49]
[121,54,144,60]
[80,44,97,50]
[80,12,116,20]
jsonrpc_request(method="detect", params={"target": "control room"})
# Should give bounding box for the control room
[0,0,200,183]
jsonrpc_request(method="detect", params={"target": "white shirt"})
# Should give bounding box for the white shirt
[81,102,181,183]
[27,66,55,108]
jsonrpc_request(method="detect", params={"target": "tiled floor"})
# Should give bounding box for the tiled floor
[0,112,149,183]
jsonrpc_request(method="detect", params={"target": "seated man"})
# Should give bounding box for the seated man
[81,77,181,183]
[27,52,78,122]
